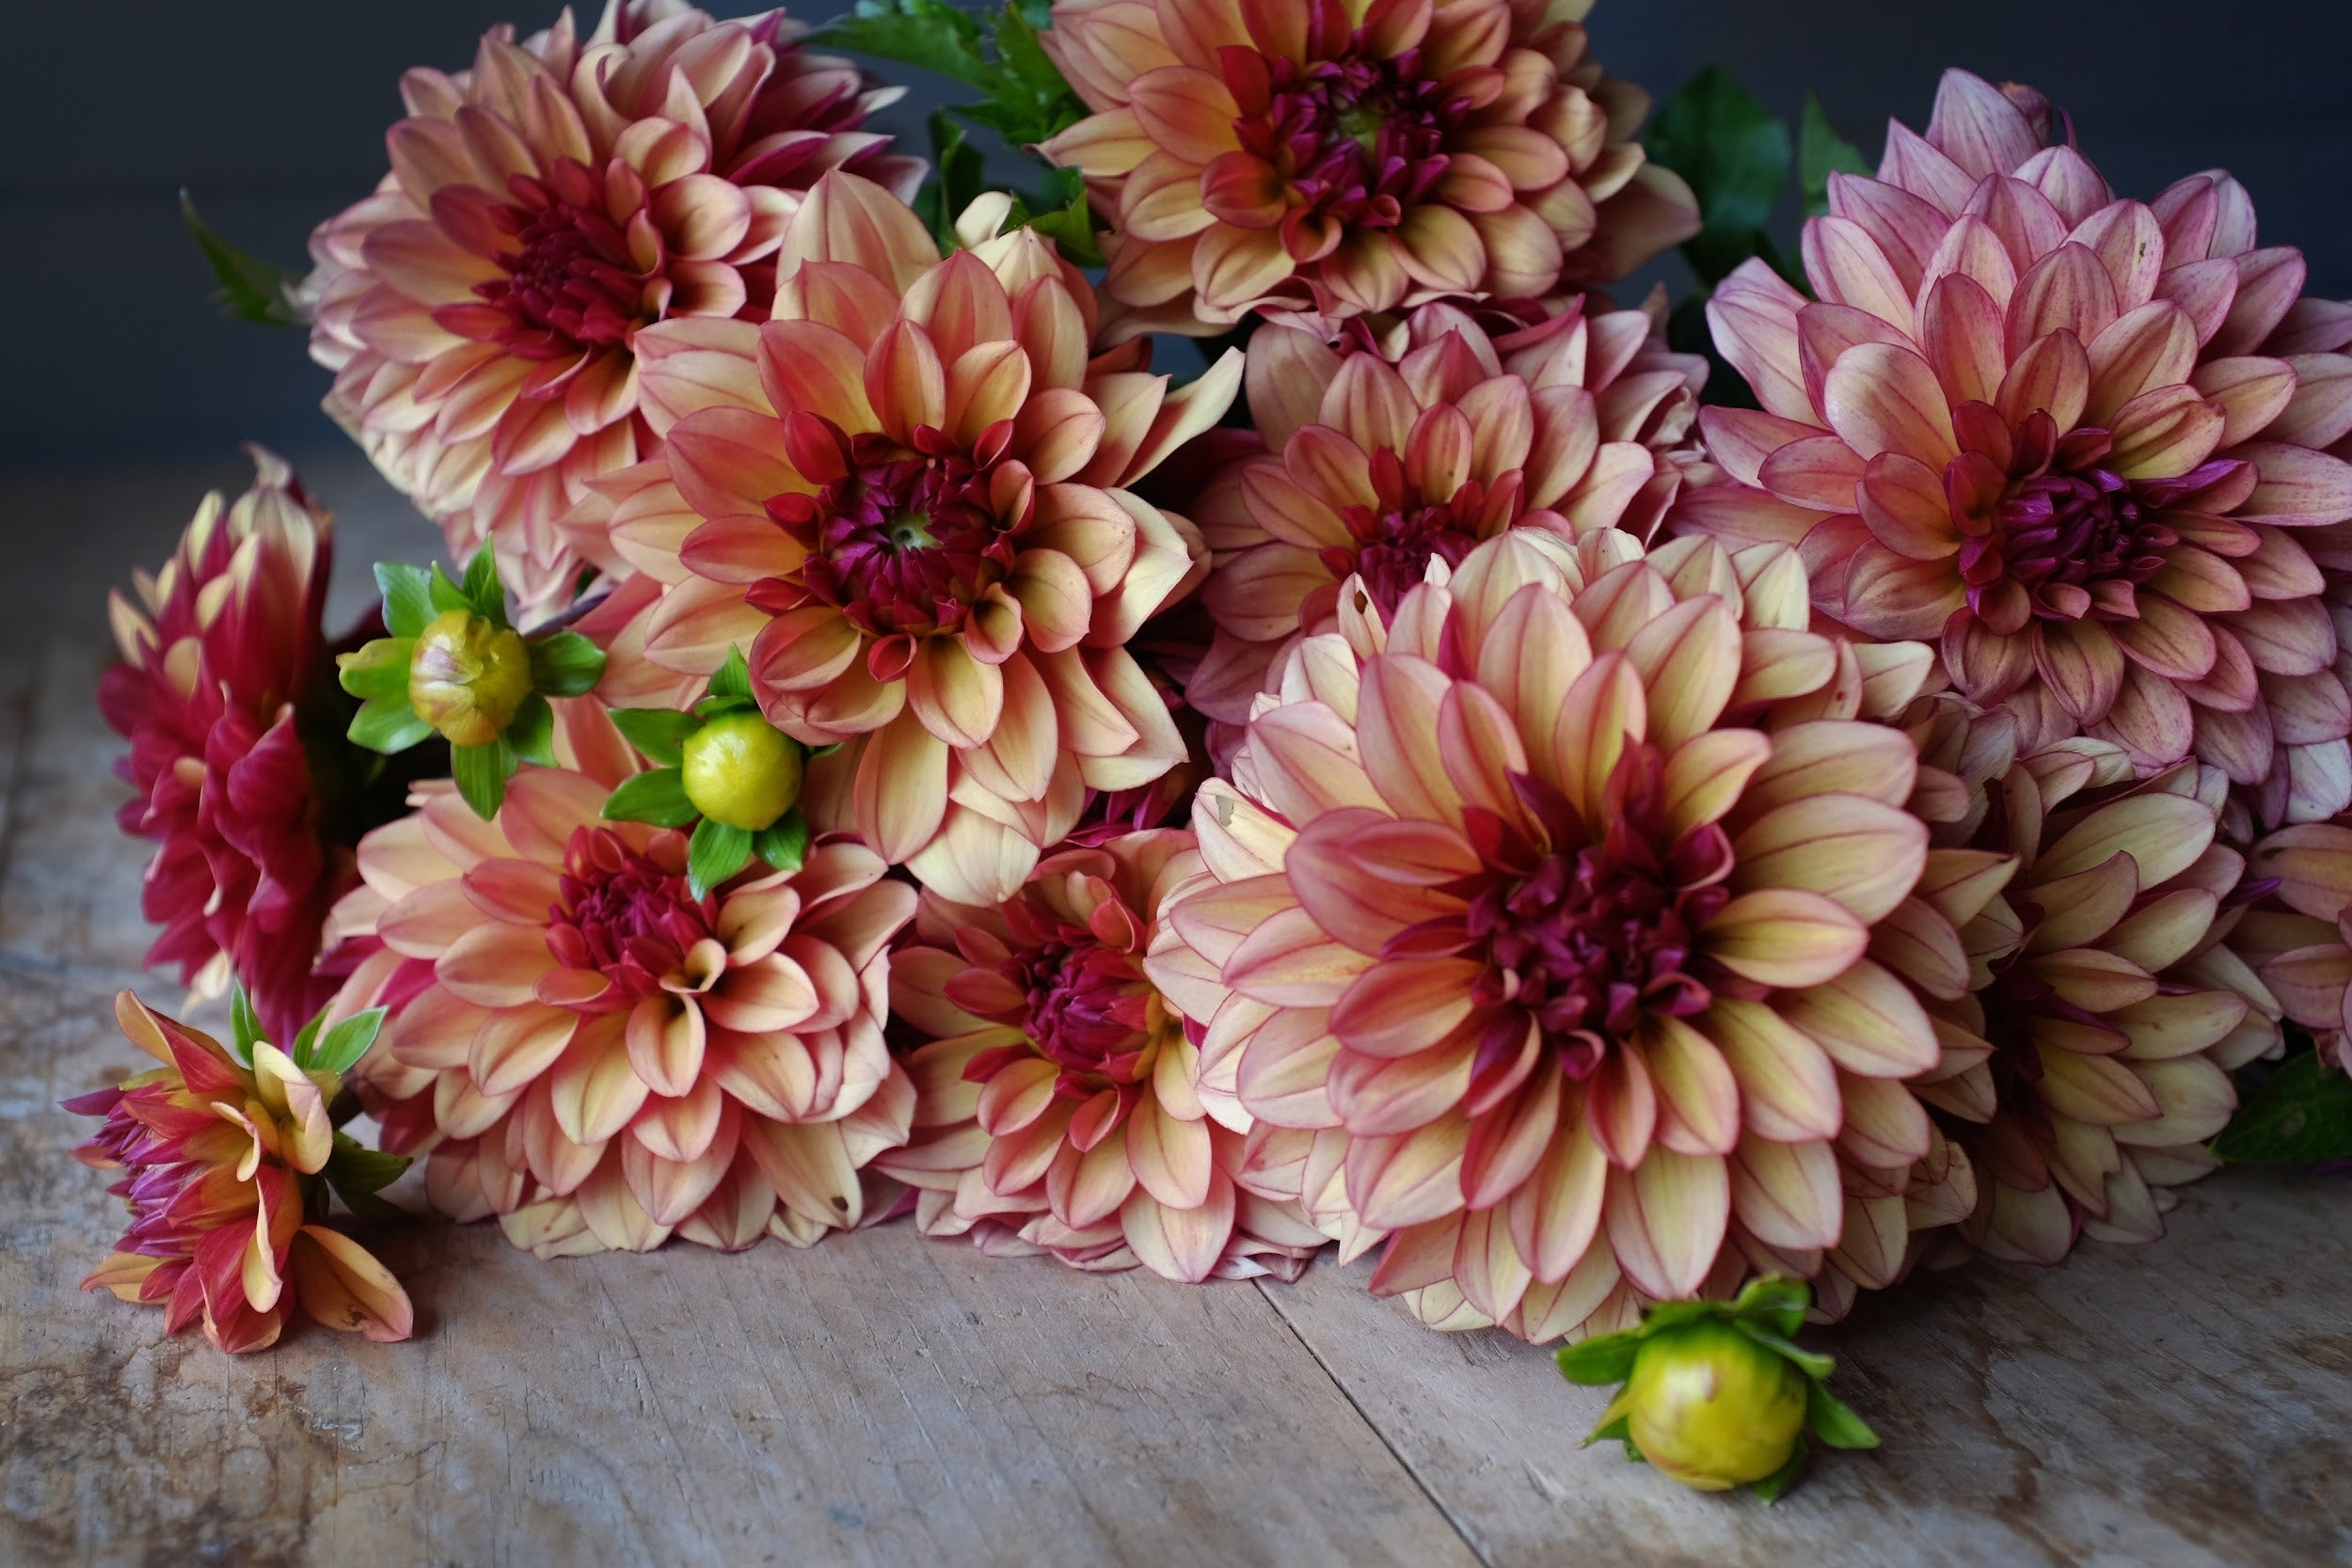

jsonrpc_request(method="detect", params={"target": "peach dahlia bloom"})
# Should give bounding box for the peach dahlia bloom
[1898,701,2277,1264]
[342,702,918,1256]
[1039,0,1698,337]
[2243,820,2352,1072]
[71,994,413,1354]
[1167,527,1949,1339]
[879,830,1325,1281]
[306,1,919,614]
[1186,296,1709,722]
[611,174,1238,905]
[1680,70,2352,828]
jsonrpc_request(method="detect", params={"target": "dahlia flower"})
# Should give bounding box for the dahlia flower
[879,830,1325,1280]
[1681,69,2352,828]
[340,700,918,1256]
[1186,295,1710,721]
[616,173,1238,904]
[1039,0,1698,336]
[71,992,413,1354]
[305,1,921,614]
[2243,820,2352,1071]
[1898,700,2278,1264]
[1167,527,1947,1339]
[101,450,353,1042]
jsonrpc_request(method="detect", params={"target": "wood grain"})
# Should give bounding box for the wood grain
[3,460,2349,1568]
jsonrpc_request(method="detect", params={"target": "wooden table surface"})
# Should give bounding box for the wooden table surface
[3,457,2347,1568]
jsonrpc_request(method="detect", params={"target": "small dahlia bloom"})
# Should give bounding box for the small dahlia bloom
[2244,820,2352,1071]
[1899,701,2278,1264]
[101,450,352,1043]
[1187,296,1709,721]
[617,174,1238,904]
[1681,69,2352,828]
[1040,0,1698,336]
[71,993,413,1354]
[1168,527,1947,1340]
[341,701,918,1256]
[879,830,1325,1280]
[305,1,920,613]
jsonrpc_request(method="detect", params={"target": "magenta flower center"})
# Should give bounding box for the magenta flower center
[473,161,650,361]
[762,421,1015,641]
[1228,19,1466,230]
[961,898,1157,1094]
[546,827,717,1000]
[1326,448,1492,615]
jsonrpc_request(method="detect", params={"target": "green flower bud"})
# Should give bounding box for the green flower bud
[1611,1322,1807,1491]
[407,609,531,748]
[680,712,803,831]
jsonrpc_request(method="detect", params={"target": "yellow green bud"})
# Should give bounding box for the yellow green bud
[1613,1321,1807,1491]
[680,712,803,831]
[407,609,532,748]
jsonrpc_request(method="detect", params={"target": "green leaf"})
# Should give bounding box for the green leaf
[1804,1381,1880,1450]
[181,191,303,327]
[608,707,704,768]
[373,562,436,640]
[1747,1436,1809,1504]
[603,768,699,829]
[1555,1331,1641,1386]
[528,631,607,697]
[1022,174,1104,267]
[706,646,753,703]
[688,816,755,898]
[2211,1048,2352,1164]
[814,0,993,89]
[453,740,513,820]
[1732,1322,1836,1383]
[985,1,1089,144]
[428,562,473,617]
[289,1008,325,1070]
[1645,66,1792,287]
[461,546,506,626]
[924,110,989,244]
[228,982,264,1067]
[348,695,435,754]
[754,809,811,873]
[1799,92,1870,219]
[336,637,414,702]
[312,1008,389,1076]
[506,694,555,767]
[325,1134,412,1218]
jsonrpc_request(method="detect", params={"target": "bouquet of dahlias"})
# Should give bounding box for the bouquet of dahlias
[75,0,2352,1503]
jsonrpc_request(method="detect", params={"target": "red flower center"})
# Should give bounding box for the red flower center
[758,420,1016,642]
[1408,746,1735,1079]
[1325,447,1493,615]
[473,161,651,361]
[546,827,717,1000]
[960,896,1157,1094]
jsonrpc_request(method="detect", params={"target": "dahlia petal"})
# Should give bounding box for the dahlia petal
[1343,1116,1470,1231]
[1120,1167,1236,1284]
[1705,999,1843,1142]
[2038,792,2215,887]
[1706,889,1869,989]
[1602,1149,1728,1300]
[1729,1134,1842,1251]
[469,1004,578,1098]
[1804,216,1916,337]
[1645,1019,1740,1157]
[1822,343,1955,467]
[437,921,558,1007]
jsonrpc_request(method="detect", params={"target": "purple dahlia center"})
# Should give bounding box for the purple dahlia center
[969,904,1156,1089]
[547,827,717,998]
[1236,30,1465,229]
[1440,746,1732,1079]
[477,163,648,360]
[1325,449,1489,614]
[769,426,1013,641]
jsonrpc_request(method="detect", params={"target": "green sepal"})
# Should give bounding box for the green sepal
[603,768,698,829]
[1799,91,1869,219]
[754,809,811,873]
[2211,1047,2352,1164]
[1733,1321,1836,1382]
[228,981,264,1068]
[336,637,414,702]
[688,816,755,898]
[373,562,436,640]
[181,191,303,327]
[461,546,506,626]
[506,693,556,767]
[1556,1331,1642,1386]
[695,693,760,721]
[453,739,515,820]
[324,1132,412,1219]
[348,694,435,755]
[288,1009,324,1070]
[608,707,705,767]
[1804,1381,1879,1450]
[311,1008,389,1077]
[1727,1275,1810,1338]
[427,562,472,616]
[1585,1413,1632,1448]
[528,631,607,698]
[706,646,753,702]
[1747,1436,1809,1504]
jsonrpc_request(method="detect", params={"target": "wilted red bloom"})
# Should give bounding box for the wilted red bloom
[305,0,920,613]
[100,450,353,1044]
[72,993,412,1354]
[1679,69,2352,831]
[1040,0,1697,338]
[881,830,1325,1280]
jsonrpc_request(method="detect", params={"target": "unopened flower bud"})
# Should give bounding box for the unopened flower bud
[1613,1322,1807,1491]
[408,609,531,747]
[681,712,803,830]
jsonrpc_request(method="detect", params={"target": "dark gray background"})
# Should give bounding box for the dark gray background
[6,0,2345,474]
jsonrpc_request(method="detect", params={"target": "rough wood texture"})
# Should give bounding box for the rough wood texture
[3,459,2348,1568]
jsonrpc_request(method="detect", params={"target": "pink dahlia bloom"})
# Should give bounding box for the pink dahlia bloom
[1186,296,1709,722]
[100,451,354,1043]
[71,993,413,1354]
[1678,70,2352,830]
[341,701,918,1257]
[1166,527,1950,1339]
[305,1,920,614]
[1039,0,1698,337]
[2244,819,2352,1072]
[879,830,1325,1281]
[602,174,1237,904]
